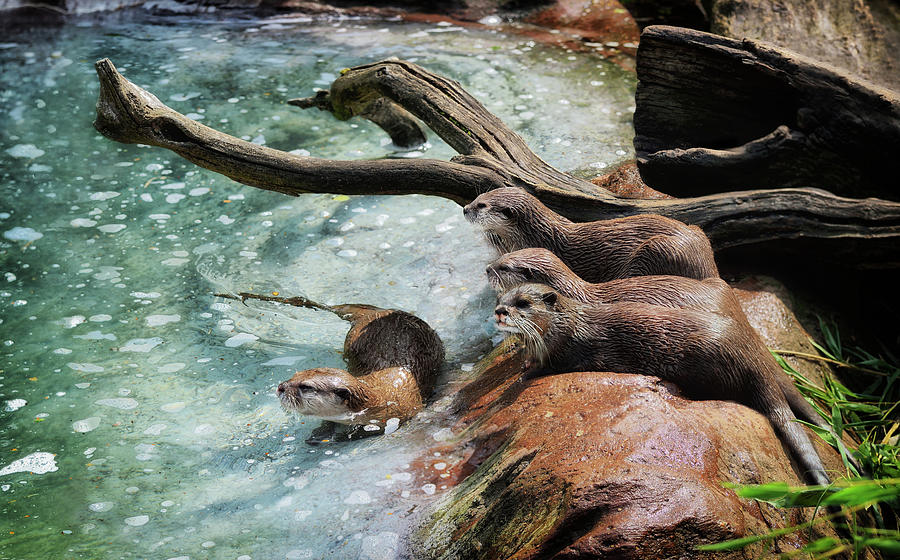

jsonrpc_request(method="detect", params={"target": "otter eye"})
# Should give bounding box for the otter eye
[522,269,533,279]
[500,208,513,218]
[514,299,530,310]
[475,202,486,209]
[497,264,508,272]
[333,388,351,400]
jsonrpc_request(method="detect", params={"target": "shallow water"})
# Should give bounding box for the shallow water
[0,14,635,559]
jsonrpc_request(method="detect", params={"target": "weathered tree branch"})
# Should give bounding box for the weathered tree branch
[634,25,900,199]
[289,91,427,149]
[93,56,900,265]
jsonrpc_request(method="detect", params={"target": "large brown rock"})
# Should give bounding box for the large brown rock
[407,279,846,559]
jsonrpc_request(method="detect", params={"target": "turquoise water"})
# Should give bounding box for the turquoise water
[0,14,635,559]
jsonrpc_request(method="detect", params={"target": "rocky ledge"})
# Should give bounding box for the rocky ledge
[405,277,847,559]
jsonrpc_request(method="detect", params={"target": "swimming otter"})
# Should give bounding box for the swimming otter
[218,292,444,434]
[493,283,831,486]
[463,187,718,281]
[485,248,833,440]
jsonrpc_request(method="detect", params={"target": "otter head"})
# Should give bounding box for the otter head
[463,188,547,253]
[277,367,368,423]
[486,248,570,293]
[494,283,563,366]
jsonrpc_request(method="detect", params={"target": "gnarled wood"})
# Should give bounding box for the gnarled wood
[93,57,900,266]
[634,25,900,199]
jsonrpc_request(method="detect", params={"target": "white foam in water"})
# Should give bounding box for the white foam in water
[124,515,150,526]
[4,399,27,412]
[143,423,167,435]
[224,333,258,347]
[119,338,163,352]
[89,191,120,201]
[67,362,104,373]
[146,314,180,327]
[3,227,43,242]
[261,356,305,366]
[344,490,372,505]
[0,452,58,476]
[98,224,126,233]
[73,417,101,432]
[6,144,45,158]
[60,315,86,328]
[96,398,139,410]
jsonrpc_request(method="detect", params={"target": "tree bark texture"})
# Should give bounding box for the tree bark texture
[93,47,900,267]
[635,25,900,199]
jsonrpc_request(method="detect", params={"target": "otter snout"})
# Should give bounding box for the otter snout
[276,381,288,396]
[462,200,487,222]
[494,305,509,325]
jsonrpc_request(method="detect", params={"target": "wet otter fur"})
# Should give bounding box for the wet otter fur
[218,292,443,433]
[485,248,835,440]
[277,303,444,429]
[494,283,832,486]
[463,187,718,282]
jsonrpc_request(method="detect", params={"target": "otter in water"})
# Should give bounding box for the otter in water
[463,187,718,282]
[485,248,833,441]
[218,292,443,436]
[493,283,831,486]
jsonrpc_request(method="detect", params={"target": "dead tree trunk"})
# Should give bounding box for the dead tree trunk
[634,25,900,200]
[93,46,900,267]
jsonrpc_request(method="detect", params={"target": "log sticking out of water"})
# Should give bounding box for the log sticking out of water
[92,53,900,267]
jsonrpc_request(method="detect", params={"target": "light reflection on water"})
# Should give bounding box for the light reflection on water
[0,15,635,559]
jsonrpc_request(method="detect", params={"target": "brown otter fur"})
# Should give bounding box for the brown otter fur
[494,283,831,486]
[217,294,445,429]
[463,187,718,281]
[486,248,832,437]
[276,303,444,427]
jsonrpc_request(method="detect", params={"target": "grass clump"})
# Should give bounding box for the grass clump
[698,319,899,558]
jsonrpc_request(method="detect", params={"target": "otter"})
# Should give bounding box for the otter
[486,247,730,308]
[217,292,444,436]
[463,187,718,282]
[485,248,832,442]
[493,283,832,486]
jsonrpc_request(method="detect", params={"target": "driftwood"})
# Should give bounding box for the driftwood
[635,26,900,199]
[92,39,900,267]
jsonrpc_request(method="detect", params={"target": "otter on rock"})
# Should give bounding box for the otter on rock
[217,292,443,434]
[485,248,836,442]
[493,283,832,486]
[463,187,718,282]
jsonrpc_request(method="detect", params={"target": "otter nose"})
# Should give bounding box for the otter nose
[462,205,471,216]
[276,381,287,395]
[494,305,509,322]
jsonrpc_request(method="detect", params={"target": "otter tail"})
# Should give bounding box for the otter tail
[776,373,865,475]
[755,385,831,487]
[215,292,381,322]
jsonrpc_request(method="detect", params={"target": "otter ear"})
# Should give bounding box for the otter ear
[541,291,558,306]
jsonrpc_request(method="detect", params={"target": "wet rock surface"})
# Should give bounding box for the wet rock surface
[407,278,845,559]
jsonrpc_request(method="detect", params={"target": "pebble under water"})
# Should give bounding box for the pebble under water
[0,14,635,559]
